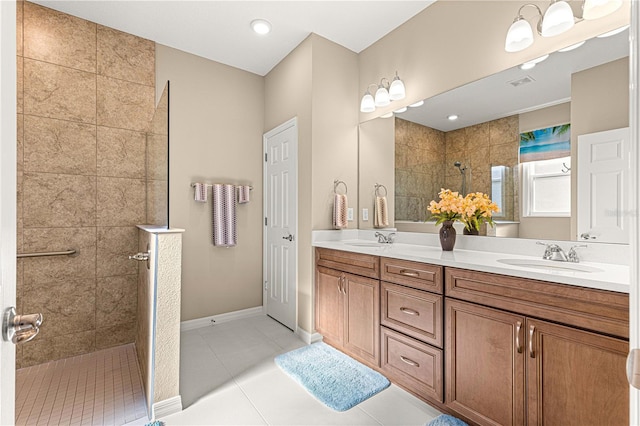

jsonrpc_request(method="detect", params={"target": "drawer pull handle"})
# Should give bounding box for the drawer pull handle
[400,307,420,316]
[400,356,420,367]
[399,269,420,277]
[515,321,522,353]
[529,324,536,358]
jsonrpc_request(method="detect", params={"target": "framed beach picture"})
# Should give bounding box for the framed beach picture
[519,124,571,163]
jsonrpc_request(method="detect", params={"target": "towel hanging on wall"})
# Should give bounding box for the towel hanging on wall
[333,194,348,229]
[194,183,208,202]
[237,185,251,204]
[374,196,389,228]
[212,184,237,247]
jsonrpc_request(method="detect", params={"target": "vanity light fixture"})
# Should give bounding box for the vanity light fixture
[505,0,621,52]
[360,72,406,113]
[251,19,272,35]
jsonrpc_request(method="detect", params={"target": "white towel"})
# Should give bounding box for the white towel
[374,196,389,228]
[333,194,348,229]
[212,184,237,247]
[194,183,207,202]
[237,185,251,204]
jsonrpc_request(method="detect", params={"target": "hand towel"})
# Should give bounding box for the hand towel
[194,183,208,202]
[333,194,348,229]
[212,184,237,247]
[374,196,389,228]
[237,185,251,204]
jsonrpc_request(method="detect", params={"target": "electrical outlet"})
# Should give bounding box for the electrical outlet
[347,208,354,221]
[362,208,369,221]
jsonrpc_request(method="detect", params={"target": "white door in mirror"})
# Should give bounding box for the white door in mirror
[577,127,630,244]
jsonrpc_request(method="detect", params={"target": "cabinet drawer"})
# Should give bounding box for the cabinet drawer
[381,257,442,293]
[316,248,379,279]
[445,267,629,339]
[381,326,443,403]
[381,282,442,348]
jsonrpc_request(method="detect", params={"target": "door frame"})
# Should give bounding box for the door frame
[262,117,298,330]
[0,0,17,424]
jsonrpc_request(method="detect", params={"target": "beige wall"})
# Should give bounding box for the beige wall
[571,57,629,238]
[156,45,265,321]
[265,34,358,333]
[17,2,155,367]
[358,1,629,122]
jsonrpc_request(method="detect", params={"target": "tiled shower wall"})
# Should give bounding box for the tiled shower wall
[16,1,156,367]
[395,116,519,223]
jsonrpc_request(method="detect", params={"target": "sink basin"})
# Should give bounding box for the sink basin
[344,242,384,248]
[497,258,603,273]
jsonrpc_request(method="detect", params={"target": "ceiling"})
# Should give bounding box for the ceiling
[33,1,434,76]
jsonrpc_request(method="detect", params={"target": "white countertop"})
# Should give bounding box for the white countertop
[312,231,630,294]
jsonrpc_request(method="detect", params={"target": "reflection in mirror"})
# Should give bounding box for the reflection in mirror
[358,28,629,242]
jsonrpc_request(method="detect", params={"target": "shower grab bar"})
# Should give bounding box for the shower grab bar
[17,249,76,258]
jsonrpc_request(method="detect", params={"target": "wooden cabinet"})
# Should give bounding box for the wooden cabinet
[315,249,380,367]
[445,268,629,426]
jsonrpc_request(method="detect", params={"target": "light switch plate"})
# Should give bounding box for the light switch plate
[347,208,354,221]
[362,208,369,221]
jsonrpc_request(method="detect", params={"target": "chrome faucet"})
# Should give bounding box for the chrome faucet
[375,232,396,244]
[536,242,586,263]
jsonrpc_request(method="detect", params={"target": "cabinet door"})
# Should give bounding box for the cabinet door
[315,266,344,347]
[344,272,380,367]
[526,318,629,426]
[446,299,525,426]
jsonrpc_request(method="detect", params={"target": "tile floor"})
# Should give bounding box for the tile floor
[16,343,147,426]
[158,314,443,425]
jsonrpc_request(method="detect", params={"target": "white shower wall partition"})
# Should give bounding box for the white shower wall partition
[136,225,184,420]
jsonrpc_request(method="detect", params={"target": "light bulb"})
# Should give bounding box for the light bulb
[251,19,272,35]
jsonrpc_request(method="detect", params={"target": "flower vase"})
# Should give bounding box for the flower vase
[463,227,479,236]
[439,220,456,251]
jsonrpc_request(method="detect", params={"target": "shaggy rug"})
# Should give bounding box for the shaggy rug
[274,342,390,411]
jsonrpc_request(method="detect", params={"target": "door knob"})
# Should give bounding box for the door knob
[580,232,596,240]
[2,307,43,345]
[282,234,294,242]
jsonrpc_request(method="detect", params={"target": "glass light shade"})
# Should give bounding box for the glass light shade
[374,86,391,107]
[360,92,375,113]
[389,77,406,101]
[541,1,575,37]
[505,17,534,52]
[583,0,622,20]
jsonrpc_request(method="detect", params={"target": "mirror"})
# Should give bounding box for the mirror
[358,27,630,242]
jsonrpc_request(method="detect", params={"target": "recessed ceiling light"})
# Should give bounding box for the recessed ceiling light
[409,100,424,108]
[558,41,586,52]
[447,114,459,121]
[597,25,629,38]
[394,107,408,113]
[380,112,394,118]
[251,19,272,35]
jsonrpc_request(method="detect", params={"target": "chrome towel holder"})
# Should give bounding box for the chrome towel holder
[334,180,348,195]
[375,183,388,197]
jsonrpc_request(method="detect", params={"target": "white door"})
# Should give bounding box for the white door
[263,118,298,331]
[577,127,630,244]
[1,1,18,423]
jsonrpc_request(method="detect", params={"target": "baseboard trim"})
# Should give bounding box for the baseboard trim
[152,395,182,419]
[296,327,323,345]
[180,306,265,332]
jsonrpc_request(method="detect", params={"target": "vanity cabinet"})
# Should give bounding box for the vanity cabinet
[315,248,380,367]
[445,267,629,426]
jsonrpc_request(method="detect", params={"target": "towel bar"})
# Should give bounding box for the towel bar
[17,249,76,258]
[190,182,253,190]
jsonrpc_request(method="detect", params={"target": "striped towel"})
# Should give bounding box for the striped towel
[194,183,208,202]
[333,194,348,229]
[374,196,389,228]
[212,184,237,247]
[237,185,251,204]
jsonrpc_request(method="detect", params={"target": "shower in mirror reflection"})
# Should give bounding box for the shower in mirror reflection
[453,161,468,195]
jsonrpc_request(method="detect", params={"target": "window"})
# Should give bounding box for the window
[491,165,506,219]
[521,156,571,217]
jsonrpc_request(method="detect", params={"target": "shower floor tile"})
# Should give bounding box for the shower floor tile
[16,343,148,426]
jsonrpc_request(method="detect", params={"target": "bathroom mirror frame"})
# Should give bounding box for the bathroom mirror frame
[358,24,631,243]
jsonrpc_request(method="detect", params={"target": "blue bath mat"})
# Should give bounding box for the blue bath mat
[275,342,390,411]
[426,414,469,426]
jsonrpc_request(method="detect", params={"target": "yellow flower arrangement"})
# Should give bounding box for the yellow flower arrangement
[460,192,500,232]
[427,189,465,225]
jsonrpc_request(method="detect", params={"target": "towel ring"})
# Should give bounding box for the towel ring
[375,183,387,197]
[334,180,348,195]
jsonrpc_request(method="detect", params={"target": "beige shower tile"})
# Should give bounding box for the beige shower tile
[23,59,96,124]
[23,2,96,72]
[17,56,23,113]
[97,76,155,132]
[97,177,146,226]
[97,126,146,178]
[490,142,518,167]
[96,275,137,328]
[23,277,96,336]
[23,173,96,227]
[24,115,97,175]
[23,227,96,286]
[97,226,138,277]
[147,180,168,226]
[16,1,23,56]
[147,132,168,180]
[490,115,519,146]
[96,322,136,350]
[21,329,95,367]
[17,113,23,173]
[97,25,154,86]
